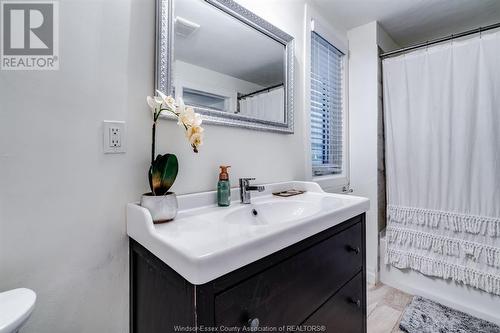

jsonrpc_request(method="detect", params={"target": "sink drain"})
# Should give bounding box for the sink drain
[252,209,258,216]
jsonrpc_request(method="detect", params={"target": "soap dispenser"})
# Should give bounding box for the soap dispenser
[217,166,231,207]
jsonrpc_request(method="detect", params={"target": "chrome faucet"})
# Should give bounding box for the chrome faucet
[239,178,265,204]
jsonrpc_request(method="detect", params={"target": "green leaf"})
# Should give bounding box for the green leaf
[148,153,178,195]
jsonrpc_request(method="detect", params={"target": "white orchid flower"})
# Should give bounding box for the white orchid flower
[146,96,155,108]
[164,95,176,111]
[189,132,203,148]
[176,97,185,113]
[186,125,204,139]
[193,112,202,126]
[155,90,168,102]
[146,95,162,110]
[186,125,204,153]
[178,106,196,127]
[155,90,176,111]
[146,91,204,154]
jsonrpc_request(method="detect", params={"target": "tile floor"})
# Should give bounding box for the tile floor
[367,283,413,333]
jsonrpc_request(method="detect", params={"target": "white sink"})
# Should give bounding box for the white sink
[127,181,369,284]
[224,200,321,226]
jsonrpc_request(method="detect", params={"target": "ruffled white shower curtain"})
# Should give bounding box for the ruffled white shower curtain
[383,31,500,294]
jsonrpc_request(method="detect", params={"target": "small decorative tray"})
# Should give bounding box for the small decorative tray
[272,189,306,197]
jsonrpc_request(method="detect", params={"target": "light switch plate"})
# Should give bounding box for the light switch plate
[103,120,126,154]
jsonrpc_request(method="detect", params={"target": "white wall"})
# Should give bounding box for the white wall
[347,22,380,284]
[174,60,264,112]
[0,0,323,332]
[347,21,399,285]
[377,25,400,53]
[0,1,143,332]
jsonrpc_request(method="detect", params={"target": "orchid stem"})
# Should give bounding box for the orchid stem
[151,121,156,164]
[151,107,179,164]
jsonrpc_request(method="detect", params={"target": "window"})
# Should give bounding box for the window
[182,88,228,112]
[310,32,345,177]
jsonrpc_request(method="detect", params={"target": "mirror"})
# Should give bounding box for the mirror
[155,0,294,133]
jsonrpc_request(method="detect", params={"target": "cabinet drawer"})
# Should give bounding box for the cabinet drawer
[214,221,363,326]
[303,272,364,333]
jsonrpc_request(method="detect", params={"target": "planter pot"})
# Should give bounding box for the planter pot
[140,192,178,223]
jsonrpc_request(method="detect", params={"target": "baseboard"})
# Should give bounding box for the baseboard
[379,237,500,325]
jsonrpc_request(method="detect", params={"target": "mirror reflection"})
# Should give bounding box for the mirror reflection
[173,0,286,124]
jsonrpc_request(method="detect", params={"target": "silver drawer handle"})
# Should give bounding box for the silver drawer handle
[347,245,360,254]
[248,318,259,330]
[349,298,361,308]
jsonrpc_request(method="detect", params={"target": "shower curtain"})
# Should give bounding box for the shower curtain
[383,31,500,295]
[239,87,284,123]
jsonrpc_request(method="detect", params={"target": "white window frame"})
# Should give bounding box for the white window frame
[303,4,349,192]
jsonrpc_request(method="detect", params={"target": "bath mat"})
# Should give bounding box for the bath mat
[399,296,500,333]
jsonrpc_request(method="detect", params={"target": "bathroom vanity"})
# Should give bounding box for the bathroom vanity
[127,181,369,332]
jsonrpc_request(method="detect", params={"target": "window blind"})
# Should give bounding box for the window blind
[310,31,344,176]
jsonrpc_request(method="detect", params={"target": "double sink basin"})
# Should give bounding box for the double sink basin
[127,181,369,284]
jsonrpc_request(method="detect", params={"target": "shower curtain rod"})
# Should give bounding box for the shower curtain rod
[380,21,500,59]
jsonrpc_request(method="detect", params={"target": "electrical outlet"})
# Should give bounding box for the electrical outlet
[103,120,126,154]
[109,127,121,147]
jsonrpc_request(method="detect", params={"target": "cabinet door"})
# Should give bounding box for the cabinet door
[214,222,363,327]
[303,273,364,333]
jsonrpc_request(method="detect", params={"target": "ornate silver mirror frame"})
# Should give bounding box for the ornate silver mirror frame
[155,0,295,133]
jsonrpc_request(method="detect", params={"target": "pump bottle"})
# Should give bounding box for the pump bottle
[217,166,231,206]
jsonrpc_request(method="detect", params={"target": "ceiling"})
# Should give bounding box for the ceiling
[174,0,284,87]
[310,0,500,47]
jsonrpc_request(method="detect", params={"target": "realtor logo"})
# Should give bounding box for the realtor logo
[1,1,59,70]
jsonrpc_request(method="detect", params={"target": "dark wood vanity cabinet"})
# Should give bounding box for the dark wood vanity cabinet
[130,214,366,333]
